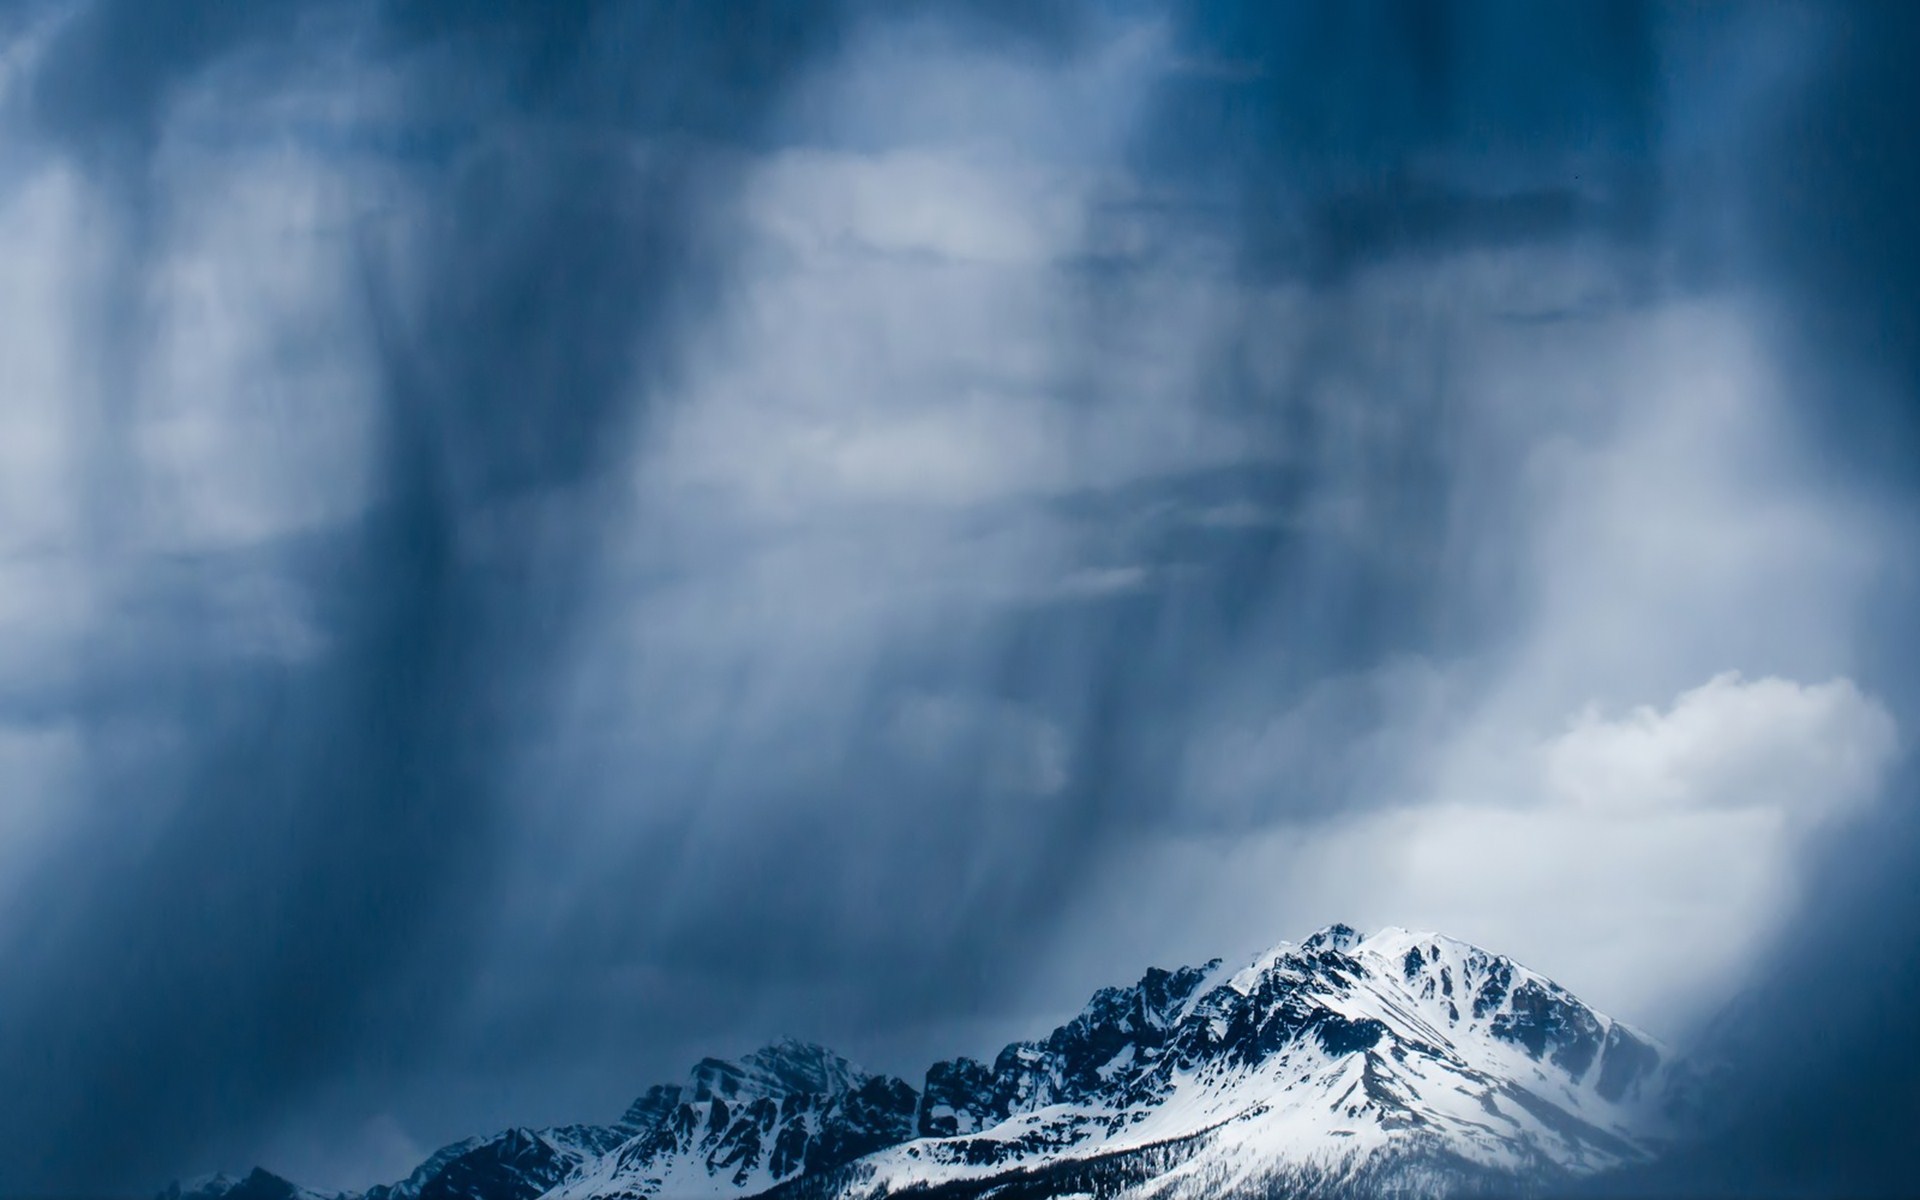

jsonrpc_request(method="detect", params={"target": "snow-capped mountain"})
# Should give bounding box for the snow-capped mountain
[550,1040,919,1198]
[167,925,1692,1200]
[780,924,1687,1199]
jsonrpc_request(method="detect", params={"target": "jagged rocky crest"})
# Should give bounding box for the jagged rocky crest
[554,1040,919,1197]
[167,925,1696,1200]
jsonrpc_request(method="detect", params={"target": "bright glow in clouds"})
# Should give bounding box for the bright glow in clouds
[1111,291,1902,1035]
[1135,670,1900,1038]
[1310,673,1894,1026]
[1544,674,1894,822]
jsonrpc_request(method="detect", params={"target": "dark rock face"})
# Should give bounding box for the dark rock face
[617,1084,683,1132]
[162,1168,307,1200]
[1394,932,1665,1103]
[689,1041,861,1103]
[593,1039,919,1191]
[905,941,1389,1156]
[913,959,1222,1138]
[1597,1021,1665,1103]
[807,1075,919,1172]
[917,1056,997,1137]
[1301,922,1362,954]
[351,1128,626,1200]
[388,1129,623,1200]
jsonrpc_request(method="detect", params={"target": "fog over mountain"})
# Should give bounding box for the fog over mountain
[0,2,1914,1196]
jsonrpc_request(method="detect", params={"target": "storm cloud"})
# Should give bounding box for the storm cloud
[0,1,1913,1195]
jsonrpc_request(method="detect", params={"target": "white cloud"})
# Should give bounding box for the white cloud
[1340,671,1896,1024]
[747,148,1086,267]
[649,140,1251,526]
[1106,671,1898,1038]
[1543,672,1895,821]
[130,134,380,556]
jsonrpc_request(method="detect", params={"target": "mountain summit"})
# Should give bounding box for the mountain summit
[168,925,1691,1200]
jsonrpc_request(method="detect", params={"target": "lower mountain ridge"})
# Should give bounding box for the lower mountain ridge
[166,925,1693,1200]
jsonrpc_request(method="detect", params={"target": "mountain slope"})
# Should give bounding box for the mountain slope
[778,924,1682,1200]
[365,1126,627,1200]
[548,1040,918,1198]
[164,925,1690,1200]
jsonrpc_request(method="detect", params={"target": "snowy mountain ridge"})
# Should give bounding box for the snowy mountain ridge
[166,924,1692,1200]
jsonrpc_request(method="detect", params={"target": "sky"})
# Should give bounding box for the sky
[0,1,1916,1195]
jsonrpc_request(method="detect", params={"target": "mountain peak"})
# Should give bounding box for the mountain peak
[688,1039,866,1103]
[161,1168,322,1200]
[1300,921,1362,953]
[856,923,1685,1199]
